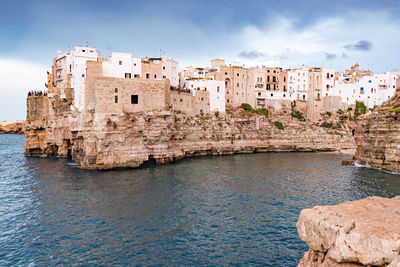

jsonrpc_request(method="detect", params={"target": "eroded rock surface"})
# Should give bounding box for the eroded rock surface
[353,79,400,171]
[297,196,400,266]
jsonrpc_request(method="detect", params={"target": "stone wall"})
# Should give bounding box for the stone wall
[27,96,50,121]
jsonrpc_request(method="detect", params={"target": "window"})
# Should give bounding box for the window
[258,92,261,96]
[163,75,166,78]
[225,72,227,75]
[154,74,157,78]
[82,74,85,78]
[217,86,220,93]
[267,76,270,82]
[317,93,320,99]
[283,85,286,92]
[163,66,166,70]
[237,83,239,87]
[119,61,122,65]
[134,63,136,66]
[115,88,118,93]
[146,73,150,79]
[283,94,286,97]
[267,70,270,73]
[303,95,306,100]
[284,77,286,82]
[131,95,138,104]
[271,93,273,97]
[273,85,276,90]
[134,74,140,78]
[82,49,85,52]
[125,73,131,78]
[115,95,118,103]
[237,73,239,77]
[327,73,330,79]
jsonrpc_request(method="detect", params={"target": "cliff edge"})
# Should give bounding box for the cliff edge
[24,95,355,169]
[297,196,400,266]
[354,78,400,171]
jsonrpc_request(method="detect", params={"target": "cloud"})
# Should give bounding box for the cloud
[344,40,373,51]
[342,52,349,58]
[238,50,267,60]
[324,52,337,60]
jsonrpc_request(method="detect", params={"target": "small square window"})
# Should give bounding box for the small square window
[154,74,157,78]
[131,95,138,104]
[163,66,166,70]
[119,61,122,65]
[115,88,118,93]
[82,74,85,78]
[115,95,118,103]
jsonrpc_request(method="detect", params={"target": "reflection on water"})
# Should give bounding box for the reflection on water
[1,134,399,266]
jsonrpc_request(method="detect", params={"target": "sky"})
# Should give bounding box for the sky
[1,0,400,120]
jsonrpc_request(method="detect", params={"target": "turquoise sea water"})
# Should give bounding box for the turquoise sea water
[1,134,400,266]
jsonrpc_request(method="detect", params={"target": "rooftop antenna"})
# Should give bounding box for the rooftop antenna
[160,49,162,58]
[107,45,112,56]
[86,40,89,47]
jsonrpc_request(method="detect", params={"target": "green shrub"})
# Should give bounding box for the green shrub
[241,103,268,116]
[291,110,305,121]
[174,116,180,122]
[325,111,332,116]
[254,108,269,116]
[241,103,253,111]
[335,122,342,128]
[347,107,353,111]
[337,109,344,115]
[320,121,333,128]
[218,122,223,127]
[273,121,285,130]
[354,101,367,120]
[215,111,219,118]
[112,122,118,129]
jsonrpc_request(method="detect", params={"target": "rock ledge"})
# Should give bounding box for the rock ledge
[297,196,400,266]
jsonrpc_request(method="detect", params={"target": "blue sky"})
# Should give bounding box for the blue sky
[1,0,400,120]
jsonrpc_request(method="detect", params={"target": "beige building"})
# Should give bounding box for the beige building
[307,68,324,122]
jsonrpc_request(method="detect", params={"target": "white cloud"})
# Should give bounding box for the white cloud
[224,11,400,71]
[0,59,47,121]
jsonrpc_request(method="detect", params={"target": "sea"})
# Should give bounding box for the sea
[1,134,399,266]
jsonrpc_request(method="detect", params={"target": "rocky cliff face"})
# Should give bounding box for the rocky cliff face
[0,121,25,134]
[297,196,400,267]
[24,96,355,169]
[354,86,400,171]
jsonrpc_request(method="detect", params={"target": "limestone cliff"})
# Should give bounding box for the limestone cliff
[24,95,355,169]
[0,121,25,134]
[297,196,400,267]
[353,84,400,171]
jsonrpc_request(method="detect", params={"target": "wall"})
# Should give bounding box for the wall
[27,96,50,121]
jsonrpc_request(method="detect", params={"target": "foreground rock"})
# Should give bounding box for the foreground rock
[297,196,400,266]
[0,121,25,134]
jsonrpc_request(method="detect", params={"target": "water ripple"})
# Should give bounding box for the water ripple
[0,135,399,266]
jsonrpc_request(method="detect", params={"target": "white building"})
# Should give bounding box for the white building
[161,56,179,87]
[102,52,141,79]
[287,67,309,102]
[332,71,400,109]
[53,46,99,111]
[184,79,226,112]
